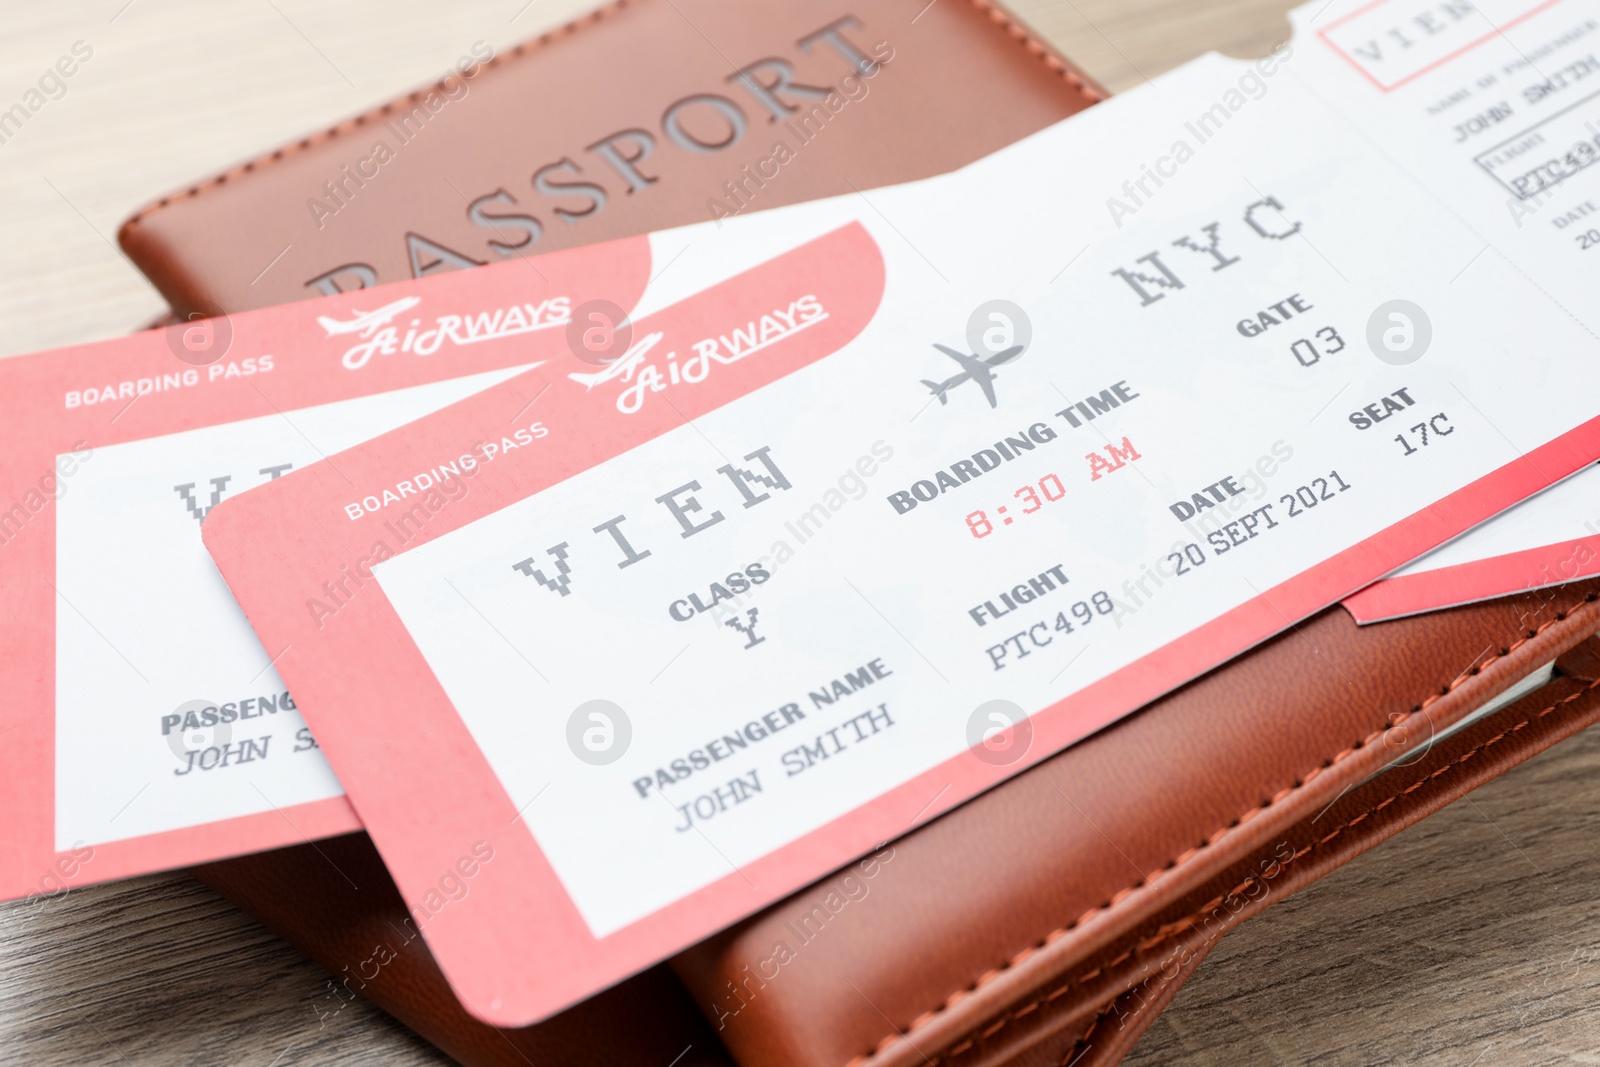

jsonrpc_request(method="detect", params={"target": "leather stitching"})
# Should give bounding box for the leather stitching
[119,0,1100,234]
[960,0,1103,100]
[1063,1008,1105,1065]
[929,671,1600,1067]
[844,592,1600,1067]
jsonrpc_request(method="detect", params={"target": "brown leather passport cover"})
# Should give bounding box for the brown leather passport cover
[140,2,1600,1064]
[196,589,1600,1066]
[117,0,1101,318]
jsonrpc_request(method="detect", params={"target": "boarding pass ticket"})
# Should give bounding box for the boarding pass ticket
[1283,0,1600,619]
[198,0,1600,1025]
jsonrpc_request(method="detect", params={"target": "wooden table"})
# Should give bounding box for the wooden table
[4,2,1597,1063]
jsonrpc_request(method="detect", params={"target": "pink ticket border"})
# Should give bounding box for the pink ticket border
[1344,534,1600,622]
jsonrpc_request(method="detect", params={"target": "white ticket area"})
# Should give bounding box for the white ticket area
[1287,0,1600,601]
[54,367,529,849]
[367,46,1600,935]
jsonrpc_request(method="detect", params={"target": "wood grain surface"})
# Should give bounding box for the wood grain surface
[3,1,1595,1064]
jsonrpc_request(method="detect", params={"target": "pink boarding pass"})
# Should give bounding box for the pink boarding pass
[0,236,661,901]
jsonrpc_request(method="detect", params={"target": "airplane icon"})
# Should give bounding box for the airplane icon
[567,331,664,389]
[921,343,1025,409]
[316,296,422,339]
